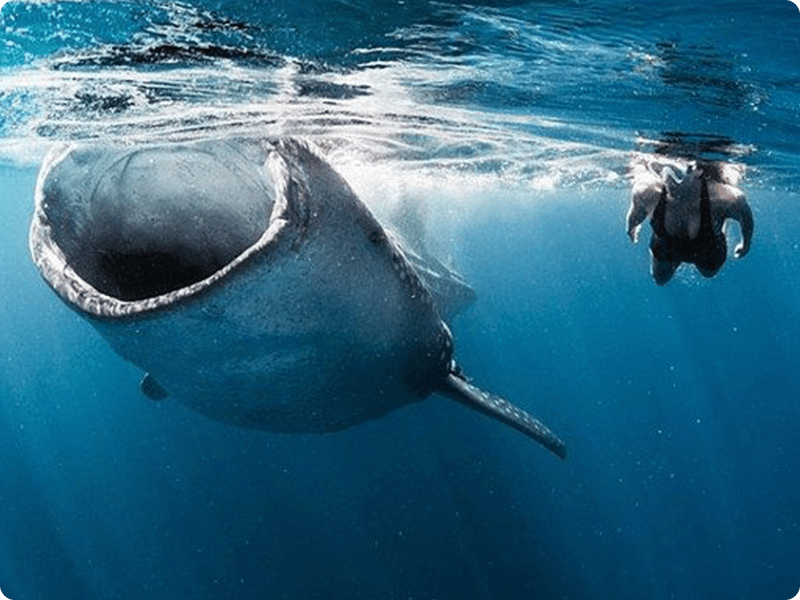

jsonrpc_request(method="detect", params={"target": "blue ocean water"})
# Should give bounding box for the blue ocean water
[1,1,799,599]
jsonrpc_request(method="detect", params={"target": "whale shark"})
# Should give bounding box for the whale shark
[29,137,566,459]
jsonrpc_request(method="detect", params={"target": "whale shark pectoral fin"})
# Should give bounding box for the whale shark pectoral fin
[140,373,169,401]
[437,372,567,460]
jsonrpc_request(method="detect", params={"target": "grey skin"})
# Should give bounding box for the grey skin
[30,137,566,459]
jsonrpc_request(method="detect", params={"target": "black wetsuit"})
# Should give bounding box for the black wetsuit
[649,178,727,277]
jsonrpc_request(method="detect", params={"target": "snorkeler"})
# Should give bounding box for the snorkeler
[626,160,754,285]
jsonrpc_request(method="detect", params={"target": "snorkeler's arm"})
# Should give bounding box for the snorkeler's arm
[732,200,753,258]
[716,184,753,258]
[626,183,661,243]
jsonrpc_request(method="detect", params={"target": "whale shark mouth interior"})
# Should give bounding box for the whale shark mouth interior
[45,148,273,302]
[89,245,230,302]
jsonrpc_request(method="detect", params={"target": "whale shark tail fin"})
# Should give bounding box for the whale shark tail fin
[437,372,567,460]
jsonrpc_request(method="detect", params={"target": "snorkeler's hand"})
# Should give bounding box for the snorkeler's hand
[734,242,749,258]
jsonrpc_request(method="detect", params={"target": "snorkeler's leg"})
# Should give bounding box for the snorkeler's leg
[649,234,679,285]
[651,256,679,285]
[695,235,728,278]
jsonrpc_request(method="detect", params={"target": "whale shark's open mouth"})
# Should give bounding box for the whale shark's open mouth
[45,146,272,301]
[31,142,290,315]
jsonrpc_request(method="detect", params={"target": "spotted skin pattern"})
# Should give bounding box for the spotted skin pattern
[439,373,567,460]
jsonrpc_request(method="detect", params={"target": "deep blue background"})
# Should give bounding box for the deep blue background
[1,164,798,600]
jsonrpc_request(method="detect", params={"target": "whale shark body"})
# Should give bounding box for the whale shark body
[30,138,566,459]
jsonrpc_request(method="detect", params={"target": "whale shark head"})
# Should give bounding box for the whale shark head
[32,141,293,315]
